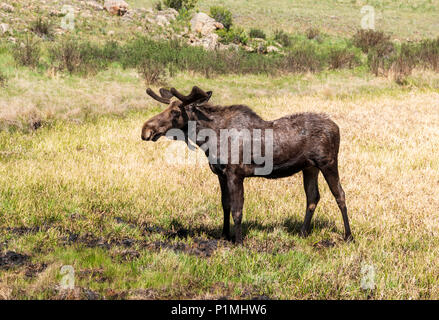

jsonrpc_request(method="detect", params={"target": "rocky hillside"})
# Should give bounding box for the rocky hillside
[0,0,282,54]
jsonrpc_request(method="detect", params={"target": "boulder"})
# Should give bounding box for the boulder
[155,14,170,27]
[87,1,103,11]
[189,33,219,51]
[0,23,9,34]
[0,2,14,12]
[104,0,129,16]
[267,45,280,53]
[190,12,222,36]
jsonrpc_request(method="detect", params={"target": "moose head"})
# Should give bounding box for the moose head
[141,86,213,142]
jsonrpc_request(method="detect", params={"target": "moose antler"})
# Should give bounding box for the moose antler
[146,88,171,104]
[170,86,212,106]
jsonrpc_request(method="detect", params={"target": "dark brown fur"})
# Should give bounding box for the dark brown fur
[141,87,353,244]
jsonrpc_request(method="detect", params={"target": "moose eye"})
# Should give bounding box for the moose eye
[170,109,181,117]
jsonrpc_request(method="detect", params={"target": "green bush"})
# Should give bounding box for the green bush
[417,37,439,71]
[306,27,320,40]
[30,16,54,40]
[328,47,360,69]
[0,70,7,87]
[137,60,166,85]
[352,29,393,54]
[154,1,163,11]
[283,44,324,73]
[209,6,233,30]
[216,27,248,45]
[13,36,41,68]
[274,29,291,47]
[164,0,197,11]
[249,28,266,39]
[49,38,121,75]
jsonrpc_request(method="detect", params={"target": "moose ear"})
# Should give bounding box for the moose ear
[192,91,213,106]
[159,88,174,99]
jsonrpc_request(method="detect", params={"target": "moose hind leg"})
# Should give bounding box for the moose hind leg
[320,162,353,241]
[218,175,231,240]
[300,167,320,237]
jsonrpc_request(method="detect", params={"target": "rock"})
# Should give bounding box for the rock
[163,8,178,19]
[155,14,170,27]
[201,33,219,51]
[243,45,254,52]
[0,23,9,34]
[0,2,13,12]
[267,45,280,53]
[190,12,222,36]
[104,0,129,16]
[189,33,219,51]
[87,1,103,11]
[214,22,224,29]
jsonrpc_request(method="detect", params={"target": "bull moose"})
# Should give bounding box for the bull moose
[141,86,353,244]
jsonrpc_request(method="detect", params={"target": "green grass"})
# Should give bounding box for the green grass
[1,64,439,298]
[131,0,439,40]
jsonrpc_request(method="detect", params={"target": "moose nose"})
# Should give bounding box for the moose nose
[141,129,152,141]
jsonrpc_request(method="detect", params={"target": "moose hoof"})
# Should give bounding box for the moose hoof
[300,228,310,238]
[221,233,231,241]
[344,234,354,242]
[232,236,243,245]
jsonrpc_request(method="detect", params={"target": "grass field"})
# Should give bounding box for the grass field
[132,0,439,39]
[1,65,439,299]
[1,0,439,300]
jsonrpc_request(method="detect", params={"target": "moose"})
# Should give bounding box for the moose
[141,86,353,244]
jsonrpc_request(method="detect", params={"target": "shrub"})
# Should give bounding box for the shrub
[352,29,393,54]
[49,38,81,73]
[283,44,323,73]
[306,27,320,40]
[210,6,233,30]
[30,16,53,40]
[274,29,291,47]
[164,0,197,11]
[49,38,121,75]
[13,36,41,68]
[137,60,166,85]
[328,47,360,69]
[249,28,266,39]
[0,70,7,87]
[217,27,248,45]
[417,37,439,71]
[154,1,163,11]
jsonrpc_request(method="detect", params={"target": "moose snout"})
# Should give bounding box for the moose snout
[141,128,153,141]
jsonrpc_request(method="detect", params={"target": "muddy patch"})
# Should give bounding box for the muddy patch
[145,238,227,258]
[63,232,112,249]
[313,239,336,249]
[6,226,41,235]
[54,287,101,300]
[104,288,128,300]
[246,240,295,254]
[115,249,140,261]
[0,251,30,270]
[25,263,48,278]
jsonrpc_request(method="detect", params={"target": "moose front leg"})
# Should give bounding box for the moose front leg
[227,175,245,244]
[218,175,231,240]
